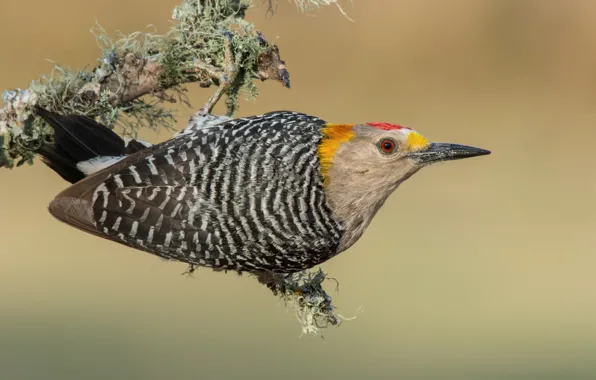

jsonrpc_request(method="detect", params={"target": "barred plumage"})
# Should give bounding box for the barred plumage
[67,111,343,273]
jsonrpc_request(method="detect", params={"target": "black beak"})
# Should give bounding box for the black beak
[410,143,491,164]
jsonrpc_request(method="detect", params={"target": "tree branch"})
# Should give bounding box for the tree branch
[0,0,295,168]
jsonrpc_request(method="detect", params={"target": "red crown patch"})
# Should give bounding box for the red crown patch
[366,122,411,131]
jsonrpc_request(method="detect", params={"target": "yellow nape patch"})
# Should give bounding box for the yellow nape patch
[318,123,355,178]
[407,131,430,151]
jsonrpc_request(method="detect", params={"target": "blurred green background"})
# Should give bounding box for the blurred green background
[1,0,596,379]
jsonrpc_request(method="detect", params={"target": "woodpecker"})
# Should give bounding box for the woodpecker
[34,107,490,274]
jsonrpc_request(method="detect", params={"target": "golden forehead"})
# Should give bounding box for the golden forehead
[406,131,430,151]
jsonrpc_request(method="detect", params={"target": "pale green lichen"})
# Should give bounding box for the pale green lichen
[259,268,359,337]
[0,0,280,168]
[275,0,353,20]
[0,0,349,168]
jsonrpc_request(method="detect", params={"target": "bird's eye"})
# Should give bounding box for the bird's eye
[378,138,397,154]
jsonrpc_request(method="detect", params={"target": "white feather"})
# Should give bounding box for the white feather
[77,156,126,176]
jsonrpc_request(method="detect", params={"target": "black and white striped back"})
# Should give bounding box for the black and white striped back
[91,111,344,273]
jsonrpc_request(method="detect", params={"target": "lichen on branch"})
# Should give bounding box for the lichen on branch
[0,0,295,168]
[255,268,358,337]
[266,0,352,19]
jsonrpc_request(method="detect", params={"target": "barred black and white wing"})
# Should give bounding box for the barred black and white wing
[49,111,344,273]
[35,107,233,183]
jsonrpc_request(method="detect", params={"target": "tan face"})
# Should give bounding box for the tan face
[331,124,430,192]
[333,123,490,190]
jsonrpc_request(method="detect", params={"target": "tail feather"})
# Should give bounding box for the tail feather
[34,107,129,183]
[35,106,127,159]
[36,144,87,184]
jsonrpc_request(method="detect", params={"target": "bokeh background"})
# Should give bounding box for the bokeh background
[1,0,596,379]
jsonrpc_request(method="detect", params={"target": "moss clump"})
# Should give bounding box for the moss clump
[258,268,359,337]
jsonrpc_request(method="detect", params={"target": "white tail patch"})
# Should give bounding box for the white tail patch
[77,156,126,176]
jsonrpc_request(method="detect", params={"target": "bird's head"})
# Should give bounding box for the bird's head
[319,120,491,250]
[319,121,490,196]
